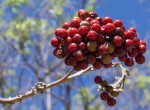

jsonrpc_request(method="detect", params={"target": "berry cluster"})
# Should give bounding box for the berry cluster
[94,76,118,106]
[51,9,146,71]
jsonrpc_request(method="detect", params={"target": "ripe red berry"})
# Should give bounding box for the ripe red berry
[129,27,137,33]
[104,23,115,34]
[93,59,103,69]
[91,23,101,33]
[128,48,138,57]
[95,17,103,25]
[78,25,89,36]
[118,54,127,62]
[73,34,82,43]
[113,20,123,27]
[137,44,146,54]
[84,17,93,23]
[55,28,61,37]
[59,28,68,39]
[68,43,78,52]
[78,9,89,20]
[135,54,145,64]
[133,37,140,46]
[125,58,134,67]
[139,40,146,46]
[100,92,110,101]
[115,27,124,36]
[65,37,72,45]
[107,97,116,106]
[96,35,105,44]
[68,28,78,37]
[90,19,99,26]
[94,76,102,84]
[102,17,113,25]
[87,30,98,40]
[68,56,77,66]
[53,48,65,59]
[62,22,71,30]
[113,35,123,47]
[78,60,88,70]
[115,47,126,57]
[74,64,82,71]
[71,17,81,28]
[86,54,96,64]
[79,42,86,50]
[125,39,134,50]
[51,37,61,47]
[89,12,98,18]
[124,30,135,39]
[74,51,85,61]
[98,45,107,55]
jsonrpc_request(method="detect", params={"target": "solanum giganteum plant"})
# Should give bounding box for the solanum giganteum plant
[0,9,146,107]
[51,9,146,106]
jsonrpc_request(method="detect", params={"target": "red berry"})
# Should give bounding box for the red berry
[74,64,82,71]
[115,47,126,57]
[135,54,145,64]
[65,37,72,45]
[100,92,110,101]
[100,27,105,35]
[51,37,61,47]
[90,19,99,26]
[78,25,89,36]
[113,20,123,27]
[55,28,61,37]
[91,23,101,33]
[93,59,103,69]
[59,28,68,39]
[113,35,123,47]
[87,30,98,40]
[68,56,77,66]
[125,39,134,50]
[98,45,107,55]
[73,34,82,43]
[68,43,78,52]
[94,76,102,84]
[115,27,124,36]
[124,30,135,39]
[97,34,105,44]
[71,17,81,28]
[139,40,146,46]
[125,58,134,67]
[102,17,113,25]
[128,48,138,57]
[79,42,86,50]
[78,60,88,70]
[64,57,70,66]
[129,27,137,33]
[95,17,103,25]
[84,17,93,23]
[86,54,96,64]
[68,28,78,37]
[78,9,89,20]
[133,37,140,46]
[137,44,146,54]
[62,22,71,30]
[107,97,116,106]
[53,48,65,59]
[74,51,85,61]
[104,23,115,34]
[118,54,127,62]
[89,12,98,19]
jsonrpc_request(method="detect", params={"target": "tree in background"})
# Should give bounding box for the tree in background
[0,0,150,110]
